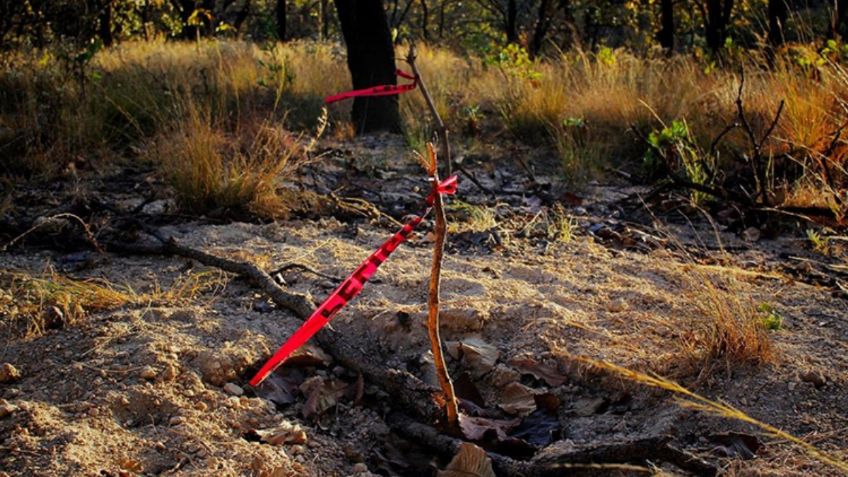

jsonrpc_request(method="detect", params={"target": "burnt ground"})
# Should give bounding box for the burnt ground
[1,135,847,476]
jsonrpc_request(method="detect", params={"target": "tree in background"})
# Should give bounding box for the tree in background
[334,0,403,133]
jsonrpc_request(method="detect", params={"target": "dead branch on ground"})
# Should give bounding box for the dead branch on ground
[105,231,443,422]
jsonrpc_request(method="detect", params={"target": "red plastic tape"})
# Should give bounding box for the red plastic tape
[324,69,417,104]
[249,176,459,386]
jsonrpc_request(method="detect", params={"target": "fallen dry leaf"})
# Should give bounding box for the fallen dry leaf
[498,382,537,416]
[447,338,500,376]
[437,442,495,477]
[508,356,566,386]
[300,376,349,419]
[286,344,333,367]
[249,421,308,446]
[458,414,520,441]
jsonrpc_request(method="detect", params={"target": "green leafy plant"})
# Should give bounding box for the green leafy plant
[644,119,715,206]
[806,228,831,255]
[757,303,783,331]
[486,44,541,80]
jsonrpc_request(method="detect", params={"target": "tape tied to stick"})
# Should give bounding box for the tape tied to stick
[249,175,459,386]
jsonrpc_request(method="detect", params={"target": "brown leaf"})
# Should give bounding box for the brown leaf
[459,414,520,442]
[508,356,566,386]
[498,382,537,416]
[437,442,495,477]
[300,376,348,419]
[455,338,500,376]
[286,344,332,367]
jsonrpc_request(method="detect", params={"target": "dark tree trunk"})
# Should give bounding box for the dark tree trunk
[421,0,429,40]
[657,0,674,51]
[234,0,251,32]
[98,0,113,46]
[320,0,329,39]
[334,0,403,133]
[506,0,517,43]
[529,0,553,57]
[704,0,734,52]
[832,0,848,39]
[276,0,286,40]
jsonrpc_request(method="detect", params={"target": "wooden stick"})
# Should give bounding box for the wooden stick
[406,44,452,177]
[423,143,459,427]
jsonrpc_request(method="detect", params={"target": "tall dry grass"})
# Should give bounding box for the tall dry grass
[1,40,846,214]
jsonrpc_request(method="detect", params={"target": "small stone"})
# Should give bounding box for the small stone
[0,400,19,419]
[352,463,369,474]
[169,416,185,426]
[160,362,179,381]
[800,370,826,388]
[223,383,244,396]
[194,401,208,412]
[788,382,797,391]
[0,363,21,383]
[606,298,627,313]
[139,366,157,380]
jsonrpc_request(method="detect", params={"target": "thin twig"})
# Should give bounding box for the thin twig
[406,44,452,177]
[1,213,104,253]
[268,263,343,282]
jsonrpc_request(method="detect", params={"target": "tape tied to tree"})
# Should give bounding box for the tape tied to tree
[249,175,459,386]
[323,69,418,104]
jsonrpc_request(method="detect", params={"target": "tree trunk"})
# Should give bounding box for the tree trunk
[657,0,674,51]
[234,0,251,33]
[832,0,848,39]
[704,0,733,52]
[767,0,787,46]
[319,0,329,39]
[421,0,429,40]
[333,0,403,134]
[529,0,552,57]
[98,0,113,46]
[506,0,518,43]
[276,0,287,41]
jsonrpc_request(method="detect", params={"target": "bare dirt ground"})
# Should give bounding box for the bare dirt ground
[1,136,847,476]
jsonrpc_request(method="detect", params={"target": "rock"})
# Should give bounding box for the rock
[800,370,826,388]
[223,383,244,396]
[194,351,241,386]
[160,362,179,381]
[141,199,174,215]
[0,363,21,383]
[169,416,185,426]
[606,298,627,313]
[352,463,369,474]
[0,400,19,419]
[139,366,157,380]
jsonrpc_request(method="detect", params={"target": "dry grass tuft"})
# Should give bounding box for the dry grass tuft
[148,104,312,219]
[0,269,225,338]
[677,270,774,374]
